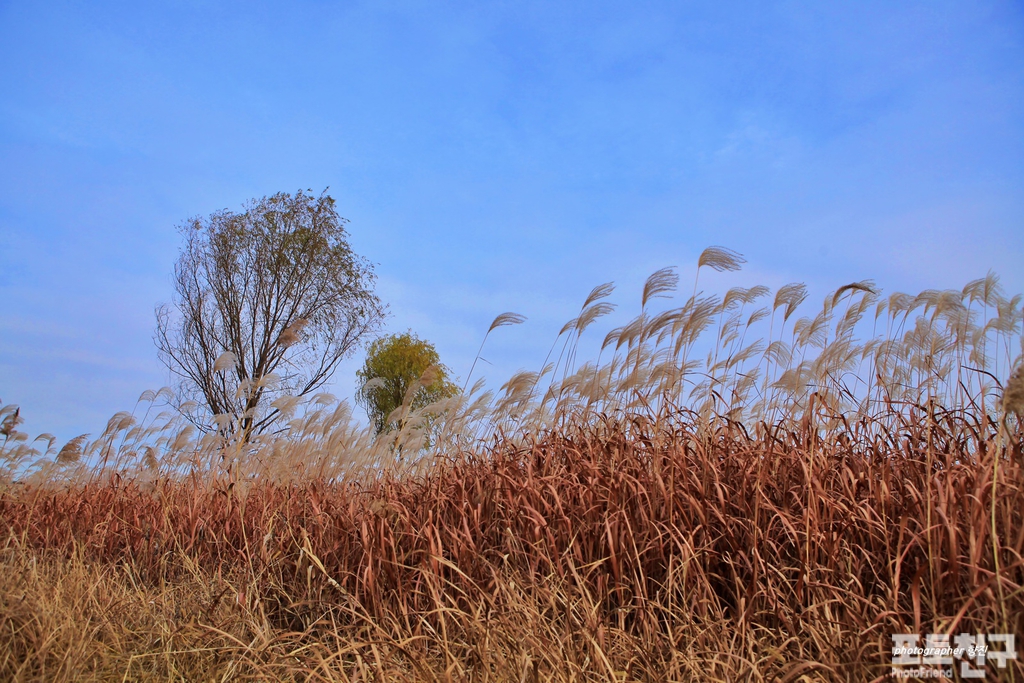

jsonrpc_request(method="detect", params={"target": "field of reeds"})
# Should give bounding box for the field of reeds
[1,248,1023,681]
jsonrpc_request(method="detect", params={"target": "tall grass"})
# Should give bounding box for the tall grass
[1,248,1022,681]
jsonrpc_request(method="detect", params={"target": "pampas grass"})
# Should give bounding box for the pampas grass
[1,248,1022,681]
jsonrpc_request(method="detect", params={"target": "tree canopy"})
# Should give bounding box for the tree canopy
[155,189,386,437]
[355,331,459,435]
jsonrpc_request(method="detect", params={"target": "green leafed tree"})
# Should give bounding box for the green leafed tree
[355,331,459,435]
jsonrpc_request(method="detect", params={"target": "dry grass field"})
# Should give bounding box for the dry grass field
[2,253,1022,681]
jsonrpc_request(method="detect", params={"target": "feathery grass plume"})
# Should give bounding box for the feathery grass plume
[254,373,281,390]
[576,301,616,335]
[141,446,159,471]
[488,311,528,332]
[499,369,541,401]
[671,294,719,341]
[463,312,527,391]
[992,293,1023,334]
[874,298,888,323]
[914,288,944,318]
[312,392,336,406]
[1004,364,1024,416]
[495,369,541,421]
[834,292,874,344]
[278,317,309,348]
[583,281,615,308]
[550,290,618,385]
[0,406,22,440]
[384,365,445,442]
[773,282,809,322]
[616,314,646,351]
[169,426,195,452]
[764,339,792,367]
[831,280,877,304]
[213,351,238,373]
[725,339,765,369]
[212,413,235,433]
[601,326,623,352]
[234,378,255,400]
[697,245,746,273]
[931,289,966,321]
[650,307,683,345]
[723,284,768,310]
[102,411,136,437]
[745,306,770,328]
[33,433,57,453]
[963,270,1003,307]
[887,291,916,319]
[692,246,744,302]
[794,310,828,349]
[641,267,678,309]
[56,434,89,465]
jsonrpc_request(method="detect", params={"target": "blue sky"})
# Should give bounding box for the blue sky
[2,1,1022,443]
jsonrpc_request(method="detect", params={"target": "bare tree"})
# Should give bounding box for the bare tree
[155,189,386,437]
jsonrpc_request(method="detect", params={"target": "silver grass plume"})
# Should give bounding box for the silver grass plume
[56,434,89,465]
[489,312,527,332]
[583,282,615,308]
[831,280,877,308]
[773,283,808,322]
[213,352,238,373]
[1003,364,1024,417]
[278,318,309,348]
[0,407,22,439]
[642,267,679,308]
[698,246,746,273]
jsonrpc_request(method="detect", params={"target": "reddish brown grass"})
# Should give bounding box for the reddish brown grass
[2,402,1021,681]
[3,263,1021,680]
